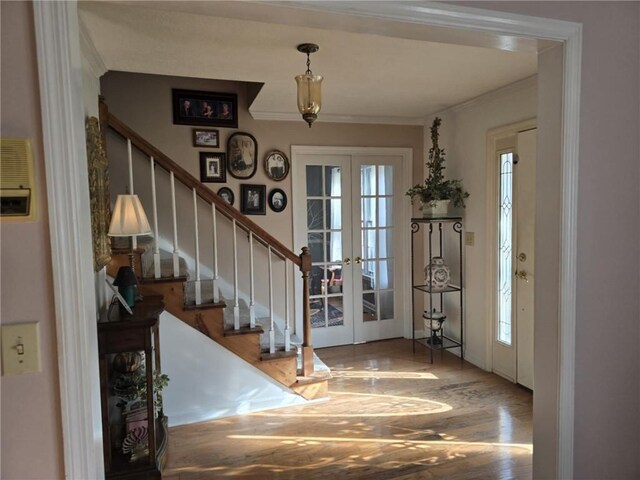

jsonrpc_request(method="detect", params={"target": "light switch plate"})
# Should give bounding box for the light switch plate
[465,232,475,246]
[1,322,41,375]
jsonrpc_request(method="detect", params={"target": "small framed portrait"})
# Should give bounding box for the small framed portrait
[240,184,266,215]
[227,132,258,179]
[268,188,287,213]
[193,129,219,148]
[217,187,234,206]
[264,150,290,182]
[172,89,238,128]
[200,152,226,183]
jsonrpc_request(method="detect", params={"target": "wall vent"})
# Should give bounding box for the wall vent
[0,138,36,221]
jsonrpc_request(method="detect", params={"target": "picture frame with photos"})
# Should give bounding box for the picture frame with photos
[193,128,219,148]
[217,187,234,206]
[227,132,258,179]
[200,152,226,183]
[264,150,290,182]
[172,89,238,128]
[268,188,287,213]
[240,184,266,215]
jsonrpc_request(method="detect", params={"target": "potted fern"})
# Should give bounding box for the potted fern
[406,117,469,217]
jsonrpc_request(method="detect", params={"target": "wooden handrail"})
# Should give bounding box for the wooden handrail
[102,106,301,267]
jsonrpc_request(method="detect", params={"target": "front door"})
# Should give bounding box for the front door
[293,148,408,348]
[492,128,537,389]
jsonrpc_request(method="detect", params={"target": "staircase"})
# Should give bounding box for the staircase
[100,99,329,402]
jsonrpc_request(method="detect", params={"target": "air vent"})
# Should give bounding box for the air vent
[1,138,36,221]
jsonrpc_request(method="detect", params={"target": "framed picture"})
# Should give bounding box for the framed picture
[193,129,219,148]
[200,152,226,183]
[264,150,290,182]
[240,184,266,215]
[227,132,258,179]
[268,188,287,213]
[217,187,234,206]
[172,89,238,128]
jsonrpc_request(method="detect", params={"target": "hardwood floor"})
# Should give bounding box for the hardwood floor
[163,339,532,479]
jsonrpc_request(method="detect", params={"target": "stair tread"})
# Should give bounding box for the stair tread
[140,275,188,284]
[293,371,332,386]
[224,326,264,337]
[261,347,298,362]
[183,300,226,311]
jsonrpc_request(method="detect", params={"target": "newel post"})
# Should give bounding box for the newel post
[300,246,314,376]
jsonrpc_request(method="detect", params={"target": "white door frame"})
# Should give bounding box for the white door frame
[485,118,537,377]
[291,146,413,344]
[35,2,580,479]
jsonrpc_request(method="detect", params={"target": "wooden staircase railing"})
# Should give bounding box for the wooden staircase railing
[99,98,315,376]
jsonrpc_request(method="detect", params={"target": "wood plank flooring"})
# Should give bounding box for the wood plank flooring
[163,339,532,479]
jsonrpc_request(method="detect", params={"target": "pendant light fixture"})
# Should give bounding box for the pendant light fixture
[295,43,323,128]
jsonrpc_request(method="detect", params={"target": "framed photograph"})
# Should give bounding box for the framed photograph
[227,132,258,179]
[105,279,133,315]
[240,184,266,215]
[200,152,226,183]
[268,188,287,213]
[172,89,238,128]
[264,150,290,182]
[217,187,234,206]
[193,129,219,148]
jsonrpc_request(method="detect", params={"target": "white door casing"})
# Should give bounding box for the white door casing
[35,2,580,478]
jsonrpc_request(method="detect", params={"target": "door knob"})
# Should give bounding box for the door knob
[515,270,529,282]
[354,256,362,264]
[343,258,351,265]
[518,253,527,262]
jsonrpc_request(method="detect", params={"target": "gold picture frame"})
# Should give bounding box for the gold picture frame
[86,116,112,271]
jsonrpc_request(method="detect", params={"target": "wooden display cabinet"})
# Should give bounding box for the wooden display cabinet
[98,295,168,479]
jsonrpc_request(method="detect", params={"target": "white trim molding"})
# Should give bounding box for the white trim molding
[33,2,105,479]
[78,14,107,78]
[250,110,425,126]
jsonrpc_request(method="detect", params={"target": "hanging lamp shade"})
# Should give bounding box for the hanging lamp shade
[295,43,323,127]
[295,73,323,127]
[108,194,152,237]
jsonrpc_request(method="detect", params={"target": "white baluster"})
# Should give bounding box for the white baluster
[249,232,255,328]
[284,260,291,351]
[127,138,137,250]
[192,188,201,305]
[170,172,179,277]
[211,203,219,303]
[232,219,240,329]
[150,157,161,279]
[268,246,275,354]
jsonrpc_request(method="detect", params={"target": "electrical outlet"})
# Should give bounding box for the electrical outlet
[465,232,475,246]
[1,322,41,375]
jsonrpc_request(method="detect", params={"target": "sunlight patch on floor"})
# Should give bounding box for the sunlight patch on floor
[330,369,439,380]
[249,391,452,417]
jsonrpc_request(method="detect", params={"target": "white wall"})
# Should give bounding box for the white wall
[424,77,538,369]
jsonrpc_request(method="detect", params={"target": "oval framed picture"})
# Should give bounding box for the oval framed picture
[227,132,258,179]
[217,187,234,206]
[268,188,287,213]
[264,150,290,182]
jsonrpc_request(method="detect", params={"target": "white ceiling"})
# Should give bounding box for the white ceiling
[79,1,538,125]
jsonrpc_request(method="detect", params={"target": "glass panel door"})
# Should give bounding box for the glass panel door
[302,157,354,347]
[353,158,403,343]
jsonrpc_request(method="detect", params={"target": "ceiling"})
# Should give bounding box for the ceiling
[79,1,539,125]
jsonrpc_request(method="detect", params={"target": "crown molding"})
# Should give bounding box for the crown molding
[79,16,107,78]
[249,110,424,126]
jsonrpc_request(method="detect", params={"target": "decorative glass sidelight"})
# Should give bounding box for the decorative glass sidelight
[498,152,514,345]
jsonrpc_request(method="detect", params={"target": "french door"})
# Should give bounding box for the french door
[292,147,410,348]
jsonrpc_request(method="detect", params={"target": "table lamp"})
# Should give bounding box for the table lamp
[108,194,152,306]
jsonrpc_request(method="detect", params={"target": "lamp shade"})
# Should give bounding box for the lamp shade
[108,194,152,237]
[295,73,323,126]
